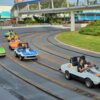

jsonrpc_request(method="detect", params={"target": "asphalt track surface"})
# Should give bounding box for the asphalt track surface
[0,26,100,100]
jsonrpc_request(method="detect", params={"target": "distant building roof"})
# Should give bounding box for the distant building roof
[0,6,12,19]
[14,0,42,5]
[14,0,24,3]
[0,6,12,12]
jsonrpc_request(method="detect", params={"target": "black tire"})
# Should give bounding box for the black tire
[85,78,94,88]
[2,55,6,57]
[65,71,71,80]
[15,52,18,57]
[9,46,12,50]
[19,55,24,61]
[34,58,38,60]
[3,55,6,57]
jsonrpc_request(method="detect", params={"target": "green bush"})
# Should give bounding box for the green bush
[33,16,45,23]
[23,18,37,24]
[88,20,100,26]
[79,20,100,36]
[18,21,25,24]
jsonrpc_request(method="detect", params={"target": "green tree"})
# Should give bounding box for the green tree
[53,0,67,8]
[41,0,51,9]
[41,0,67,9]
[29,2,38,10]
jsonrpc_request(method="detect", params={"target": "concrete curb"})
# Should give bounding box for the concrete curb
[1,25,70,29]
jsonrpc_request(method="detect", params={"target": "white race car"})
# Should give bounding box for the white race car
[60,56,100,88]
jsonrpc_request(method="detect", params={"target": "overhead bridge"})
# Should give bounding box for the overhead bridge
[19,5,100,14]
[11,0,100,31]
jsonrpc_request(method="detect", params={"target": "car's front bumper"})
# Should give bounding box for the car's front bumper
[93,80,100,85]
[10,47,16,50]
[0,53,6,57]
[23,56,37,60]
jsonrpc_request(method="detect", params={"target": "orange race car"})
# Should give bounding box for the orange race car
[9,40,20,50]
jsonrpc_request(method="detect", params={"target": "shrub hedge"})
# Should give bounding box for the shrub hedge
[79,20,100,36]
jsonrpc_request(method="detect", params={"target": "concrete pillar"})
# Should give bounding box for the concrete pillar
[87,0,89,5]
[27,3,30,11]
[76,0,79,6]
[43,13,45,23]
[38,1,41,10]
[51,0,54,9]
[16,5,22,22]
[66,0,69,7]
[70,11,75,31]
[16,5,19,23]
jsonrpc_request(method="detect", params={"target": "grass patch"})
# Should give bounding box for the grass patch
[56,31,100,52]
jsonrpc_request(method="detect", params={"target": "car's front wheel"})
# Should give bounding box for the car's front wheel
[9,46,11,50]
[15,52,18,57]
[34,58,38,61]
[19,55,24,61]
[65,71,71,80]
[85,78,94,88]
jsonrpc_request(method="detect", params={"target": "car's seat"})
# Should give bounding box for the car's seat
[70,57,78,66]
[80,55,87,64]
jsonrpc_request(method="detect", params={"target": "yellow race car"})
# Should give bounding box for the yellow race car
[7,35,14,42]
[7,34,19,42]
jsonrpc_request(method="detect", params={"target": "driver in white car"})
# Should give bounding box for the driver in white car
[78,56,93,72]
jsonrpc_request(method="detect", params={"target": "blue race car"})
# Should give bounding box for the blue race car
[14,43,38,60]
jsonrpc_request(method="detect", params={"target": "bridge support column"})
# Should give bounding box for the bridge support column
[66,0,69,7]
[70,11,75,31]
[51,0,54,8]
[27,3,30,11]
[43,13,45,23]
[16,5,19,23]
[38,2,41,10]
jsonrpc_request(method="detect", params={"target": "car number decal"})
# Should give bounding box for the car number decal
[68,64,71,68]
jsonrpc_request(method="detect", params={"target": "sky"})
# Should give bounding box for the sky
[0,0,14,6]
[0,0,75,6]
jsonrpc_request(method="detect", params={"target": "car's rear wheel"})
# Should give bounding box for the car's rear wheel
[19,56,24,61]
[65,71,71,80]
[85,78,94,88]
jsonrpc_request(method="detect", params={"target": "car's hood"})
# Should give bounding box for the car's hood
[21,49,38,56]
[88,67,100,74]
[0,48,5,53]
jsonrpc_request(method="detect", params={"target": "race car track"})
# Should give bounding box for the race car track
[26,31,100,93]
[0,27,100,100]
[0,58,63,100]
[7,53,100,99]
[29,32,100,66]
